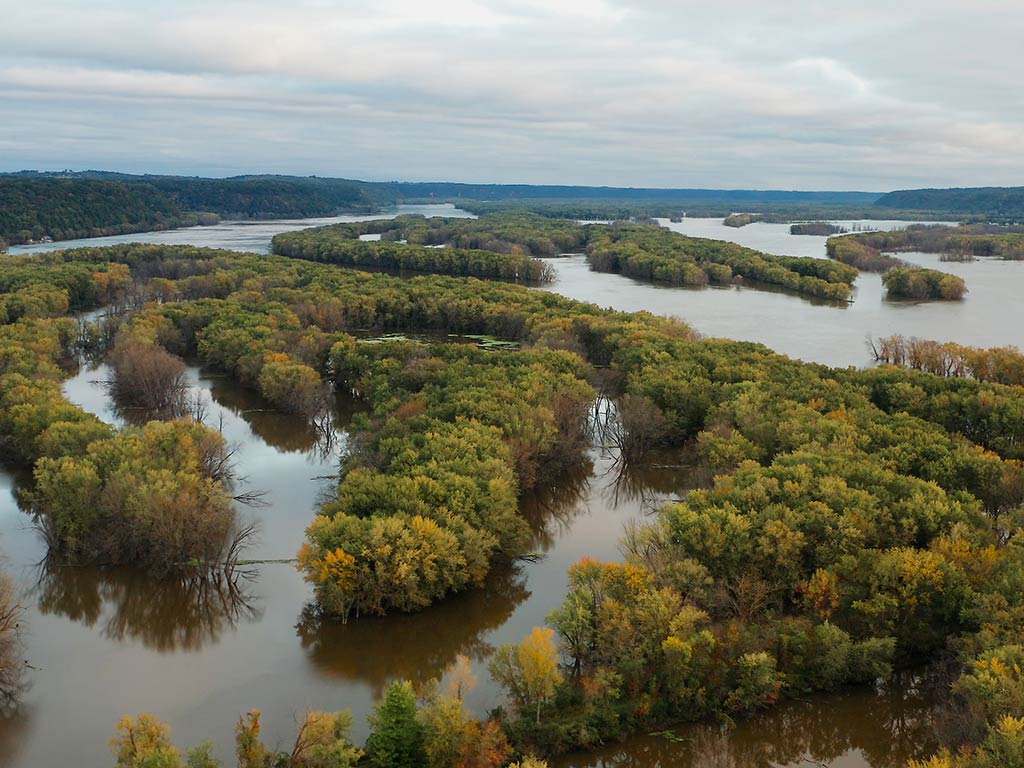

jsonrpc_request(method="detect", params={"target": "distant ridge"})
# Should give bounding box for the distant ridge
[4,169,881,204]
[5,169,1024,248]
[877,186,1024,218]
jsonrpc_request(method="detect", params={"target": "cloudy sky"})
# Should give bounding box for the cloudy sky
[1,0,1021,190]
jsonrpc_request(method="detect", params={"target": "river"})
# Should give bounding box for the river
[540,216,1022,369]
[1,207,1017,766]
[0,355,691,767]
[13,209,1020,368]
[6,203,475,257]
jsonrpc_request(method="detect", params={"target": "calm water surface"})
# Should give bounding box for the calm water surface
[542,217,1023,368]
[7,203,474,256]
[1,210,1015,766]
[552,670,946,768]
[0,359,682,767]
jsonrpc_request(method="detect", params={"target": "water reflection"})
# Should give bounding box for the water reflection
[520,462,595,551]
[602,454,697,516]
[2,233,992,767]
[8,204,477,257]
[32,562,262,652]
[206,369,363,460]
[556,670,947,768]
[0,709,30,768]
[296,566,530,697]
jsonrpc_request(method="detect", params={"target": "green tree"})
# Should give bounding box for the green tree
[365,681,426,768]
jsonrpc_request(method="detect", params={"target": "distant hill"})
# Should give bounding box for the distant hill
[876,187,1024,218]
[367,180,881,205]
[0,172,381,246]
[0,177,189,246]
[0,171,886,248]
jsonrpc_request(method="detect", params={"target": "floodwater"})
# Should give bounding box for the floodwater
[0,360,686,767]
[1,209,1015,766]
[551,668,947,768]
[13,208,1020,368]
[543,217,1021,369]
[6,203,474,256]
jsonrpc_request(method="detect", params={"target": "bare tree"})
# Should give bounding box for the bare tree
[107,338,192,417]
[602,394,668,463]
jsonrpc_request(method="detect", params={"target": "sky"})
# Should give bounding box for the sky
[1,0,1022,190]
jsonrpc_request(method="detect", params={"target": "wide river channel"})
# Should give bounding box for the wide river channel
[1,205,1019,766]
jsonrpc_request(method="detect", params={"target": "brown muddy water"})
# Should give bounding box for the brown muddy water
[0,360,693,767]
[3,211,1017,766]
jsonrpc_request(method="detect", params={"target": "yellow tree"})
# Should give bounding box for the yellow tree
[236,710,269,768]
[489,627,562,725]
[110,714,181,768]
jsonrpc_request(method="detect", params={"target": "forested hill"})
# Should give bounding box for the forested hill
[368,181,882,205]
[17,171,1024,250]
[876,186,1024,218]
[0,177,192,246]
[140,174,376,218]
[0,173,385,247]
[0,171,885,248]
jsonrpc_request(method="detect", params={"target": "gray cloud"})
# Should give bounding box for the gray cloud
[1,0,1021,188]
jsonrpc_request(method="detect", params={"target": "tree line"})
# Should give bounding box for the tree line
[876,186,1024,221]
[0,174,385,246]
[110,659,553,768]
[829,224,1024,264]
[789,222,848,236]
[826,231,968,300]
[586,221,857,300]
[271,217,555,283]
[281,213,860,301]
[870,335,1024,386]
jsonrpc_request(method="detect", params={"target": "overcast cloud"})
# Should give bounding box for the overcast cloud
[1,0,1022,189]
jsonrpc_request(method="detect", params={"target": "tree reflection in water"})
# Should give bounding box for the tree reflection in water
[553,667,950,768]
[207,370,364,460]
[32,561,262,652]
[603,449,704,517]
[295,565,530,698]
[520,461,594,553]
[0,707,31,768]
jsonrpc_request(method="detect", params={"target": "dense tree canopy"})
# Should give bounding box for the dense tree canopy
[272,215,555,282]
[0,178,192,245]
[3,239,1024,764]
[0,255,241,571]
[832,224,1024,262]
[882,267,966,300]
[277,213,860,301]
[876,186,1024,220]
[0,173,383,246]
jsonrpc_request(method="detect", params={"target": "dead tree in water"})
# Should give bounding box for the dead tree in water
[107,338,192,417]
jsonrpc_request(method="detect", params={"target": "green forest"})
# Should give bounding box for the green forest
[0,175,381,247]
[0,178,200,246]
[271,213,859,301]
[0,235,1023,765]
[876,187,1024,219]
[10,171,1024,253]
